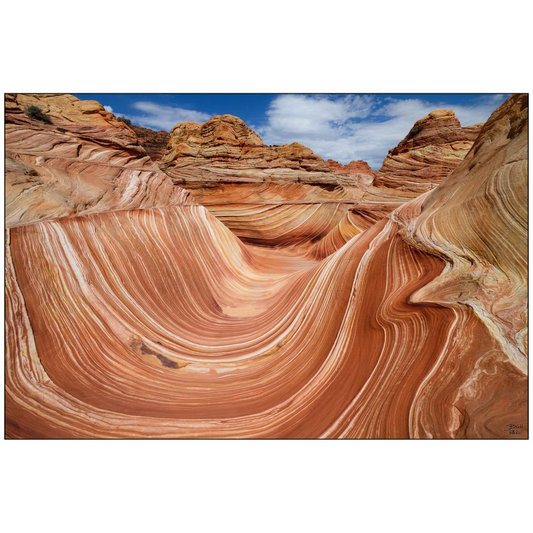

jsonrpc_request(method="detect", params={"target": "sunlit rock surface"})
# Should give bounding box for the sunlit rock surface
[375,109,483,191]
[4,94,527,439]
[5,94,190,229]
[395,94,528,375]
[160,112,481,254]
[326,159,376,176]
[160,114,375,246]
[309,110,486,259]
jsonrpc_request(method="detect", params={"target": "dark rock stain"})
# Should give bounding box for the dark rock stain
[140,343,179,369]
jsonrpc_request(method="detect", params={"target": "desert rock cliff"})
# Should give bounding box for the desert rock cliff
[374,109,483,191]
[5,93,189,228]
[160,114,375,246]
[4,93,527,439]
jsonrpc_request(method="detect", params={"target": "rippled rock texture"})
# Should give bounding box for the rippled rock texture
[4,94,527,439]
[158,111,483,255]
[322,110,486,259]
[160,114,375,247]
[5,94,190,229]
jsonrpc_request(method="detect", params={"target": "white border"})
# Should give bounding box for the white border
[2,2,531,531]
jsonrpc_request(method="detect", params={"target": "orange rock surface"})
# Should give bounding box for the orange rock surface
[309,110,485,258]
[4,94,527,439]
[5,93,190,229]
[374,109,483,191]
[396,94,528,376]
[160,114,374,246]
[159,111,483,254]
[130,124,170,163]
[326,159,376,176]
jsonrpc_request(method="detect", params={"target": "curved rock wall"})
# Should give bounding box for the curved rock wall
[395,94,528,374]
[4,94,527,439]
[5,94,190,229]
[160,114,374,246]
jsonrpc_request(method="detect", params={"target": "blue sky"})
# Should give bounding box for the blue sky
[73,93,508,169]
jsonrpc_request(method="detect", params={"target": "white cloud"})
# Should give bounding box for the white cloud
[103,105,114,113]
[122,102,211,131]
[265,94,374,140]
[259,94,508,169]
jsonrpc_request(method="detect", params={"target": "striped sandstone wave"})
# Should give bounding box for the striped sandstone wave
[4,94,527,438]
[160,114,375,246]
[5,93,191,229]
[159,112,481,253]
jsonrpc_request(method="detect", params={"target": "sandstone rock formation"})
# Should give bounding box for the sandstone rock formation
[388,94,529,437]
[162,115,329,178]
[326,159,376,176]
[158,111,482,253]
[160,114,375,246]
[306,109,485,258]
[130,124,170,163]
[395,94,528,377]
[374,109,483,191]
[4,93,527,439]
[5,93,190,229]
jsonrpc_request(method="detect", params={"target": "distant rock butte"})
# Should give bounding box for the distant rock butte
[313,110,487,257]
[374,109,483,191]
[158,111,484,250]
[326,159,376,176]
[160,114,375,246]
[161,114,372,183]
[130,125,170,163]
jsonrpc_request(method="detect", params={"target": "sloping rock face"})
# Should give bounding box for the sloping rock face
[303,109,485,259]
[160,111,481,252]
[130,124,170,163]
[160,115,375,246]
[162,115,329,179]
[5,94,527,439]
[5,94,189,228]
[386,94,529,437]
[395,94,528,377]
[374,109,483,191]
